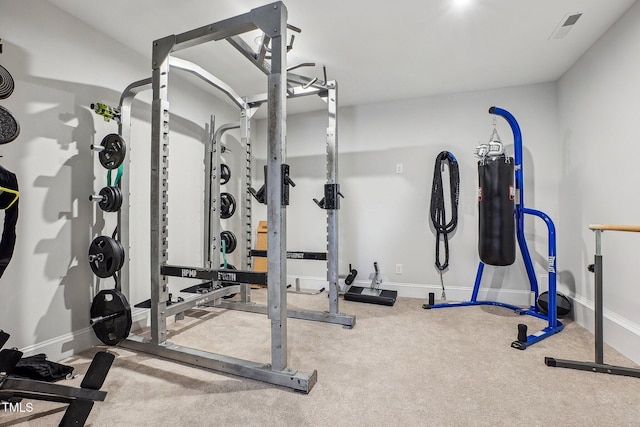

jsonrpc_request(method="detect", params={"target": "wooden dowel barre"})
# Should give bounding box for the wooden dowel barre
[588,224,640,233]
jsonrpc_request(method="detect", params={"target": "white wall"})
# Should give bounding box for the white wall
[255,82,561,304]
[0,0,238,360]
[558,0,640,362]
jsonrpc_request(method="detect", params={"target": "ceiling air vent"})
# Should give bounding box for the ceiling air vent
[549,13,583,40]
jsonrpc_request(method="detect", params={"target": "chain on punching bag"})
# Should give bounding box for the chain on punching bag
[476,126,516,266]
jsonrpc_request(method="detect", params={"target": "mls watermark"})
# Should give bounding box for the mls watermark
[2,401,34,413]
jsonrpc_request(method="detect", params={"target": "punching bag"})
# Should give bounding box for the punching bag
[478,155,515,266]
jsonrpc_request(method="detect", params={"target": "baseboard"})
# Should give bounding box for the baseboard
[18,309,148,362]
[18,327,100,362]
[570,295,640,365]
[289,275,533,306]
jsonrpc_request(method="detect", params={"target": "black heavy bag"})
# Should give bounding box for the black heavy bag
[478,155,515,266]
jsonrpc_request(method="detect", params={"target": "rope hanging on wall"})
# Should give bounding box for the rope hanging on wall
[430,151,460,300]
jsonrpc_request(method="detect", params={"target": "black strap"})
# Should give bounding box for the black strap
[430,151,460,271]
[0,164,18,278]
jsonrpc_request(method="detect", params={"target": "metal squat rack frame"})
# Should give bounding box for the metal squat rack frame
[111,2,356,393]
[426,106,564,349]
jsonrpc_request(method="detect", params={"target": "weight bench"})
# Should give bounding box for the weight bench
[0,330,115,426]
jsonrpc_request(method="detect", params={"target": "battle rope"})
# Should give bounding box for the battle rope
[430,151,460,300]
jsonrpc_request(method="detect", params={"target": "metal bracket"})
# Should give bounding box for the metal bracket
[281,164,295,206]
[313,183,343,209]
[152,35,176,70]
[250,2,287,38]
[250,164,294,205]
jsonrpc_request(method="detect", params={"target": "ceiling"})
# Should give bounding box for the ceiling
[47,0,637,114]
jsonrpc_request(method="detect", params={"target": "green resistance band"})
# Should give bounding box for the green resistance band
[107,164,124,187]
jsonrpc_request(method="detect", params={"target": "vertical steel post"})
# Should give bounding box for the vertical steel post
[117,101,132,298]
[594,229,604,364]
[266,3,288,371]
[240,107,253,303]
[204,116,214,267]
[210,119,222,270]
[117,77,152,302]
[150,37,173,345]
[326,82,340,313]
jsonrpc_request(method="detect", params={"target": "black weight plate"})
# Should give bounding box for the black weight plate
[0,105,19,144]
[220,230,237,254]
[98,186,122,212]
[537,291,572,318]
[90,289,132,345]
[114,239,125,271]
[220,192,236,219]
[220,163,231,185]
[88,236,125,278]
[98,133,126,170]
[0,65,15,99]
[113,187,123,212]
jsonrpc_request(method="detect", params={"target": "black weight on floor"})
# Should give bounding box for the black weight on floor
[220,230,237,254]
[90,289,132,345]
[537,291,572,318]
[88,236,125,278]
[220,163,231,185]
[97,186,122,212]
[98,133,126,170]
[220,192,236,219]
[0,105,20,144]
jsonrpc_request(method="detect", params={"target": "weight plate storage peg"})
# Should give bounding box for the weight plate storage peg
[90,289,132,345]
[98,133,126,170]
[88,236,125,278]
[220,192,236,219]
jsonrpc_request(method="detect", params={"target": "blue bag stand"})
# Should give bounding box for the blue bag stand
[425,106,564,349]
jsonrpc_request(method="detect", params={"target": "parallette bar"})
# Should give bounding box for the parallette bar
[588,224,640,232]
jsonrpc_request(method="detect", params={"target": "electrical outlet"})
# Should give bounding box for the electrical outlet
[395,264,403,274]
[396,163,403,174]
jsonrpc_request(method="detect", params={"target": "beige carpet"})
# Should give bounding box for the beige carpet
[4,290,640,426]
